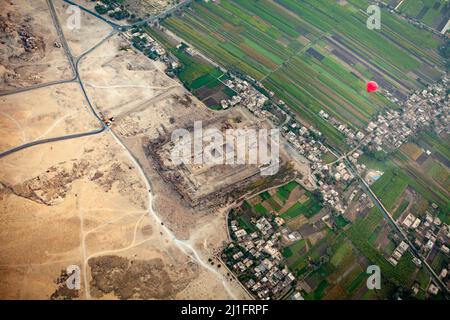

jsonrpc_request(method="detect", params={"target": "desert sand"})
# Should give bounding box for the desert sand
[0,0,249,300]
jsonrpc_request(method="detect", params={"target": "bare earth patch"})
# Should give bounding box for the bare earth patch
[0,0,73,91]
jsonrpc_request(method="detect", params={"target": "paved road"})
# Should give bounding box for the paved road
[143,6,448,295]
[1,0,186,157]
[0,78,76,97]
[0,0,243,300]
[62,0,122,30]
[0,0,109,159]
[130,0,193,28]
[0,129,106,158]
[62,0,193,31]
[2,0,448,297]
[48,0,76,73]
[77,0,450,296]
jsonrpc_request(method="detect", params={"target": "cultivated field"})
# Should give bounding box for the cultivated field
[361,152,449,224]
[160,0,446,148]
[229,179,429,299]
[398,0,450,31]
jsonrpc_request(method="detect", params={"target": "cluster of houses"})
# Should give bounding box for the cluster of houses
[119,20,449,297]
[218,74,359,218]
[221,78,268,112]
[282,122,327,164]
[94,0,132,20]
[125,28,165,56]
[312,160,358,215]
[388,241,411,267]
[217,72,448,225]
[124,27,183,76]
[281,122,353,216]
[89,0,450,299]
[365,111,414,152]
[318,110,365,147]
[401,205,450,260]
[223,216,302,300]
[361,76,449,154]
[398,204,450,295]
[320,183,347,214]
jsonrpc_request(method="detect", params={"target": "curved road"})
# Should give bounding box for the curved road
[2,0,446,299]
[1,0,240,299]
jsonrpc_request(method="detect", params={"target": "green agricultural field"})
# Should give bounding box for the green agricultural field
[253,203,269,216]
[237,215,257,233]
[418,131,450,160]
[283,239,306,259]
[259,191,271,201]
[425,159,450,189]
[393,153,449,215]
[330,241,354,267]
[282,205,427,299]
[346,271,367,294]
[173,49,218,88]
[189,69,222,90]
[270,181,299,202]
[266,197,282,212]
[362,146,448,218]
[276,188,290,203]
[371,167,409,210]
[145,28,234,110]
[281,198,322,219]
[161,0,445,150]
[346,207,419,285]
[399,0,449,29]
[323,151,338,164]
[366,154,448,221]
[276,181,299,202]
[393,199,410,220]
[335,215,350,229]
[307,280,329,300]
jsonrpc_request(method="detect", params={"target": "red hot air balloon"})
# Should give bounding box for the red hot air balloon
[366,81,379,93]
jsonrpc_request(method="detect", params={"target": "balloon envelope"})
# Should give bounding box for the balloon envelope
[366,81,379,93]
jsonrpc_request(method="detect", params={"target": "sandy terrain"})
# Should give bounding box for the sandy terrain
[124,0,176,17]
[54,0,114,57]
[0,132,247,299]
[0,82,101,152]
[0,1,249,300]
[72,0,176,21]
[0,0,73,91]
[75,26,259,298]
[78,34,207,142]
[68,0,129,27]
[0,133,145,298]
